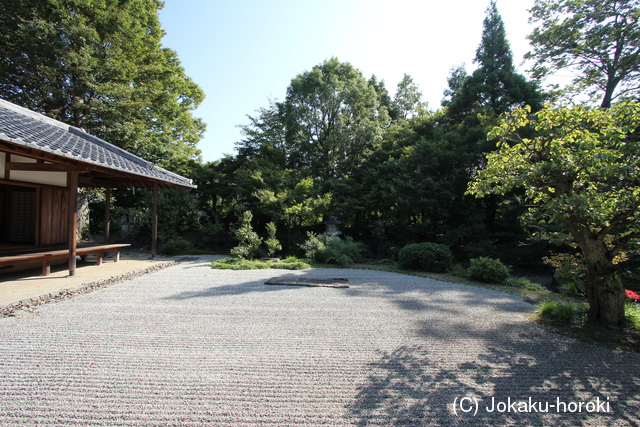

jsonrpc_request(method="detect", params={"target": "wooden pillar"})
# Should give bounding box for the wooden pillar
[104,187,111,244]
[68,172,79,276]
[151,183,158,258]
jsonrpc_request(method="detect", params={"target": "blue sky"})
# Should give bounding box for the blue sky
[158,0,536,163]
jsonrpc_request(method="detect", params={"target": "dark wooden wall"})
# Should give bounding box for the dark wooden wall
[37,187,69,246]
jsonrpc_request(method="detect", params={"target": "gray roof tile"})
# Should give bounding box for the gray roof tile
[0,98,195,189]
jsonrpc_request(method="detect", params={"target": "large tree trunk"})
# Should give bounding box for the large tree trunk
[585,269,626,325]
[582,241,626,325]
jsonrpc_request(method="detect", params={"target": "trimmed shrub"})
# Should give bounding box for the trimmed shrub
[468,257,511,283]
[398,242,454,272]
[264,222,282,257]
[230,211,262,259]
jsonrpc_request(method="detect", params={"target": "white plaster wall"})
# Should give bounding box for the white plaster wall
[8,155,67,187]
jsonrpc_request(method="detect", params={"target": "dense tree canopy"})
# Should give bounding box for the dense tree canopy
[0,0,205,169]
[282,58,390,181]
[527,0,640,108]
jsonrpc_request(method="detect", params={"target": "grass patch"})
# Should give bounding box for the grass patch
[528,300,640,353]
[211,256,311,270]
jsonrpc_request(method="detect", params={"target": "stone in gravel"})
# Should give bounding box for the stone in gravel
[265,276,349,288]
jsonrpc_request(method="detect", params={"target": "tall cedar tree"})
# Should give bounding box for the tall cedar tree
[446,1,543,118]
[439,1,544,251]
[0,0,205,170]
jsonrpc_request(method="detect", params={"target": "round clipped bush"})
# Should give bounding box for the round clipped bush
[398,242,454,272]
[468,256,511,283]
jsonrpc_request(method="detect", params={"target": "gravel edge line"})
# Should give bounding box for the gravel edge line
[0,258,196,317]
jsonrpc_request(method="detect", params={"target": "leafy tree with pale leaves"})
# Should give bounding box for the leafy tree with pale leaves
[468,103,640,326]
[283,58,390,180]
[391,74,427,121]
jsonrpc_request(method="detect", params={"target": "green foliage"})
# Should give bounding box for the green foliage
[162,237,193,256]
[446,1,543,118]
[254,176,332,230]
[210,257,311,270]
[397,242,454,273]
[544,252,587,297]
[283,58,390,180]
[230,211,263,260]
[468,257,511,283]
[527,0,640,108]
[391,73,427,121]
[0,0,205,167]
[537,301,589,324]
[468,103,640,324]
[300,233,365,266]
[451,264,471,279]
[626,301,640,329]
[504,277,545,291]
[264,222,282,257]
[149,189,202,242]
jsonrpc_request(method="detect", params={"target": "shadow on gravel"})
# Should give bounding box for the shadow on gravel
[347,321,640,426]
[160,267,640,425]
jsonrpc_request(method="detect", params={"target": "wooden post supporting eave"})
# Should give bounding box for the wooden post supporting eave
[151,183,158,258]
[68,172,79,276]
[104,187,111,244]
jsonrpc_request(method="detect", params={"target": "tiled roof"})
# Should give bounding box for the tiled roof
[0,98,196,189]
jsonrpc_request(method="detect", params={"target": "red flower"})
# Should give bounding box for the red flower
[625,289,640,300]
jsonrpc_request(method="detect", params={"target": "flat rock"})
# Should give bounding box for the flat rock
[265,276,349,288]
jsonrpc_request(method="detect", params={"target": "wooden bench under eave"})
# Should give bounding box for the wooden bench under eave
[0,244,131,276]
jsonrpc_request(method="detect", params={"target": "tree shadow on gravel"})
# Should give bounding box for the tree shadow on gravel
[347,320,640,426]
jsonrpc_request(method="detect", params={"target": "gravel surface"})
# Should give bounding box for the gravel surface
[1,256,638,426]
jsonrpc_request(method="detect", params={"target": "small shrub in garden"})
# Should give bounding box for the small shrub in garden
[264,222,282,257]
[397,242,453,272]
[451,264,470,279]
[300,232,365,266]
[230,211,262,259]
[468,257,511,283]
[626,300,640,329]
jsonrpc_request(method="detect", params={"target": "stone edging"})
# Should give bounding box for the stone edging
[0,260,183,317]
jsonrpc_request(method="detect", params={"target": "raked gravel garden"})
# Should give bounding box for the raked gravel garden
[1,255,639,426]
